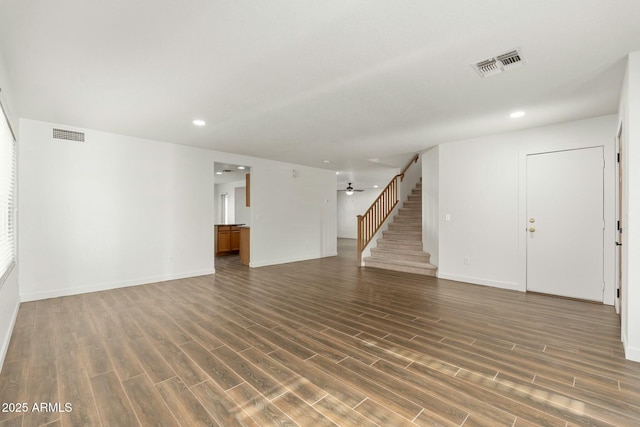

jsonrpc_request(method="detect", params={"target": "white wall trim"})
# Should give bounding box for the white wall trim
[250,252,337,268]
[624,343,640,362]
[437,273,521,292]
[0,298,20,371]
[19,269,214,302]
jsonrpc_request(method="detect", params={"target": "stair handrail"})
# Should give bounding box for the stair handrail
[357,154,419,264]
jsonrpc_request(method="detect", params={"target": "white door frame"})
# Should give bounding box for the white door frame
[615,122,623,315]
[517,141,616,305]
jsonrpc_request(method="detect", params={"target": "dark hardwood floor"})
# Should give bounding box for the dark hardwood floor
[1,238,639,426]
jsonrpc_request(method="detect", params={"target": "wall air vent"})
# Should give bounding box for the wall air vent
[471,47,526,77]
[52,127,85,142]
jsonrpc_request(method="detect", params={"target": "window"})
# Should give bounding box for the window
[220,193,228,224]
[0,92,16,289]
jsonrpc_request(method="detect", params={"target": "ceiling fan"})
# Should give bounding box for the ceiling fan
[339,183,364,196]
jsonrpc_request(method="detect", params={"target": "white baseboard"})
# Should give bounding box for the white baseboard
[19,269,214,302]
[623,331,640,362]
[437,273,522,292]
[0,298,20,374]
[250,252,338,268]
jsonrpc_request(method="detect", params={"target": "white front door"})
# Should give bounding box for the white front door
[526,147,604,301]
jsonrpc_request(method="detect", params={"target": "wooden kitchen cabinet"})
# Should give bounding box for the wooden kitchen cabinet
[230,227,240,251]
[240,227,250,265]
[216,225,242,255]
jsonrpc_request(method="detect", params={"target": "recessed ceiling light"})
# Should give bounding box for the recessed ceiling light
[373,185,379,188]
[238,166,246,170]
[336,171,339,175]
[323,160,331,164]
[510,111,525,119]
[193,119,206,126]
[215,171,223,175]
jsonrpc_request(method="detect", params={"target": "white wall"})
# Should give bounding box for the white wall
[619,51,640,362]
[438,115,617,301]
[337,190,378,238]
[208,152,338,267]
[0,49,20,373]
[234,186,251,226]
[422,146,439,266]
[19,120,339,298]
[249,163,337,266]
[19,119,216,301]
[214,179,245,224]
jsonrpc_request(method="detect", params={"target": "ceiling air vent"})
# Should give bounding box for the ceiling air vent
[474,58,501,78]
[497,49,524,70]
[52,127,85,142]
[471,47,526,77]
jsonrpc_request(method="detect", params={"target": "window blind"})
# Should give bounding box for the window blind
[0,89,16,288]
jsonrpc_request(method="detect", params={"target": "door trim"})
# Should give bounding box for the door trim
[616,123,623,316]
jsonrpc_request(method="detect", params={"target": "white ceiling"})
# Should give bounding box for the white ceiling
[1,1,639,188]
[214,162,249,184]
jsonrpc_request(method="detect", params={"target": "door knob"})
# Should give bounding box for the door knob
[529,227,535,232]
[529,218,535,223]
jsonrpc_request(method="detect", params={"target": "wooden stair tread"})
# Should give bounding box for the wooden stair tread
[364,257,437,277]
[365,257,436,269]
[371,247,431,257]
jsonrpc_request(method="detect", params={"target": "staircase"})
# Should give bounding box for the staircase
[363,181,437,276]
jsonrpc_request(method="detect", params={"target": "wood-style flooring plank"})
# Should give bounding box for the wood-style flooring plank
[340,356,469,425]
[225,382,295,427]
[103,337,145,380]
[211,345,286,400]
[1,239,639,427]
[155,377,219,427]
[89,371,139,427]
[269,349,366,408]
[180,341,243,391]
[239,347,327,405]
[122,374,180,427]
[273,392,337,426]
[0,414,23,427]
[313,394,378,427]
[58,369,101,427]
[307,353,423,421]
[22,364,59,427]
[0,359,28,423]
[191,380,260,427]
[127,337,176,385]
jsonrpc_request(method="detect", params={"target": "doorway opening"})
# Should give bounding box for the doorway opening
[214,162,252,270]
